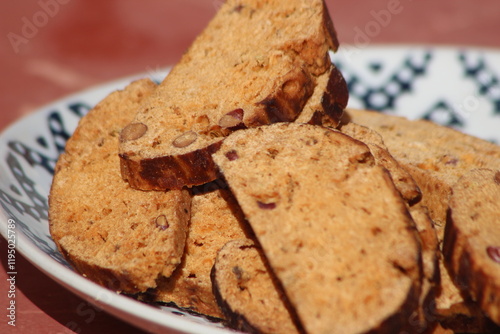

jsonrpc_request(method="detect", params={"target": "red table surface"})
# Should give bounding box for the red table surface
[1,1,500,333]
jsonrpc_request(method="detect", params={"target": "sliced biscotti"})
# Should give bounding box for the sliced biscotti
[340,122,422,204]
[301,108,422,204]
[152,186,249,318]
[409,205,485,333]
[212,239,301,334]
[434,246,493,333]
[344,108,500,227]
[296,63,348,128]
[443,169,500,325]
[435,280,494,333]
[212,123,423,334]
[344,109,500,330]
[49,79,191,294]
[409,205,440,332]
[119,0,346,191]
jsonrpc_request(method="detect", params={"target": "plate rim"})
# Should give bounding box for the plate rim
[0,219,233,334]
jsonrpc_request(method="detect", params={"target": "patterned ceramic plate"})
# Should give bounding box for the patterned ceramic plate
[1,46,500,334]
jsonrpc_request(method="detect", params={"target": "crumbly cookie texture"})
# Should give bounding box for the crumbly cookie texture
[443,169,500,325]
[339,122,422,204]
[345,108,500,332]
[49,79,191,294]
[153,187,249,318]
[213,122,422,334]
[212,238,301,334]
[344,108,500,228]
[119,0,347,191]
[409,205,440,333]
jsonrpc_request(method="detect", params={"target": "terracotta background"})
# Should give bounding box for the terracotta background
[1,0,500,333]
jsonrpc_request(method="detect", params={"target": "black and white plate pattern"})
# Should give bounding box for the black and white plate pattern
[331,45,500,143]
[1,46,500,334]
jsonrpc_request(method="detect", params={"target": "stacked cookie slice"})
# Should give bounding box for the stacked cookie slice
[49,0,344,323]
[212,122,423,334]
[118,0,346,191]
[49,79,192,294]
[48,0,500,333]
[343,109,500,333]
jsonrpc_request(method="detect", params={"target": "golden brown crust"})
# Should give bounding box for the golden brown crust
[212,239,301,334]
[321,64,349,124]
[345,109,500,330]
[321,0,340,52]
[247,66,315,127]
[213,123,423,334]
[298,64,348,128]
[344,108,500,226]
[409,205,441,333]
[119,0,346,191]
[120,141,223,191]
[339,122,422,205]
[151,187,249,318]
[49,79,191,293]
[119,63,348,191]
[296,64,349,128]
[443,169,500,326]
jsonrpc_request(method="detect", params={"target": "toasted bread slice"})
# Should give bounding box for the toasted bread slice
[119,0,346,191]
[49,79,191,293]
[212,122,422,334]
[212,238,301,334]
[443,169,500,325]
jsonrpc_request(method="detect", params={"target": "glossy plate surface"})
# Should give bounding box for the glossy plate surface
[1,46,500,334]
